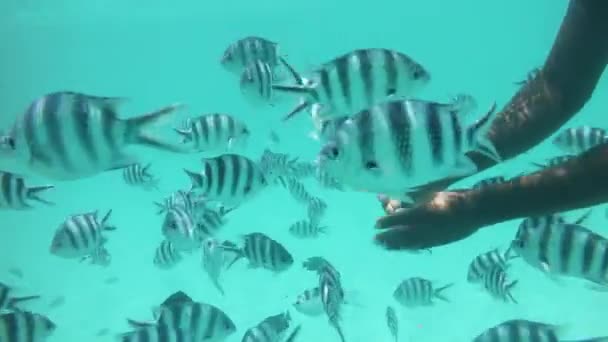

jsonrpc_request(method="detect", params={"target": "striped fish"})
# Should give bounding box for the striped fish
[49,210,116,259]
[481,265,518,303]
[122,163,159,190]
[0,310,56,342]
[184,154,268,207]
[285,325,302,342]
[319,263,347,342]
[289,219,327,238]
[242,311,292,342]
[258,149,299,183]
[307,197,328,226]
[317,96,500,201]
[393,277,453,307]
[194,206,232,237]
[0,171,53,209]
[315,169,344,191]
[161,207,200,251]
[0,283,39,312]
[293,287,324,316]
[117,326,194,342]
[82,245,112,267]
[2,91,185,181]
[278,176,313,204]
[467,248,515,283]
[220,36,280,74]
[273,48,430,122]
[240,60,276,106]
[174,114,250,154]
[531,154,576,169]
[154,190,206,216]
[223,232,294,273]
[473,319,608,342]
[153,240,183,269]
[290,161,317,179]
[385,306,398,342]
[511,215,608,287]
[552,126,608,154]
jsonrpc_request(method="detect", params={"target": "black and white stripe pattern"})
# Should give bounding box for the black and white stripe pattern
[242,312,291,342]
[194,207,229,237]
[481,265,518,303]
[512,216,608,286]
[240,60,275,105]
[122,163,158,190]
[49,210,114,259]
[221,36,279,74]
[293,287,323,316]
[472,320,562,342]
[288,219,327,238]
[307,197,328,225]
[185,154,268,207]
[239,232,294,272]
[467,248,514,283]
[175,114,249,153]
[0,171,53,210]
[314,169,344,191]
[7,92,183,180]
[318,261,346,342]
[258,149,299,182]
[275,48,430,122]
[153,302,236,341]
[278,177,312,204]
[162,207,200,251]
[552,126,608,154]
[392,277,453,307]
[0,310,56,342]
[154,190,206,216]
[532,154,576,169]
[385,306,398,342]
[153,240,183,269]
[318,97,499,197]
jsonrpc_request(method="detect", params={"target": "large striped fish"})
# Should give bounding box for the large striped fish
[511,215,608,287]
[221,36,280,75]
[272,48,430,122]
[184,154,268,207]
[0,310,56,342]
[473,319,608,342]
[49,209,116,259]
[0,171,53,209]
[242,311,292,342]
[316,96,500,202]
[174,114,250,154]
[0,92,185,181]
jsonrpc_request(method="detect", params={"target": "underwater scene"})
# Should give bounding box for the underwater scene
[1,0,608,341]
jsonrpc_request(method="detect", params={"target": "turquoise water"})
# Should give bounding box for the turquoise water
[1,1,607,341]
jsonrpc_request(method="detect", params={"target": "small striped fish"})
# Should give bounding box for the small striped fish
[511,215,608,286]
[293,287,324,316]
[0,311,56,342]
[224,232,294,273]
[258,149,299,182]
[385,306,398,342]
[161,207,200,251]
[0,282,39,312]
[467,248,515,283]
[174,114,250,154]
[273,48,430,122]
[0,171,53,210]
[49,210,116,259]
[117,326,193,342]
[154,190,206,216]
[552,126,608,154]
[278,176,313,204]
[393,277,453,307]
[318,96,500,201]
[319,263,347,342]
[307,197,328,225]
[184,154,268,207]
[221,36,280,75]
[240,60,276,106]
[153,240,183,269]
[531,154,576,169]
[315,169,344,191]
[481,265,518,303]
[194,206,231,237]
[242,311,292,342]
[473,319,608,342]
[289,219,327,238]
[122,163,158,190]
[290,161,317,179]
[3,91,185,181]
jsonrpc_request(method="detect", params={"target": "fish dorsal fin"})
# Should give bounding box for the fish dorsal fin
[87,96,128,112]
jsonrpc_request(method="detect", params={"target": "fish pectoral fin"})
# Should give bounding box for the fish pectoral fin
[126,318,156,329]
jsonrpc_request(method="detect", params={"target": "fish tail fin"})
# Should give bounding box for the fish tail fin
[184,169,205,188]
[279,57,305,86]
[506,280,518,303]
[467,102,501,163]
[8,295,40,309]
[26,185,54,206]
[153,201,167,215]
[126,103,188,153]
[102,210,116,231]
[281,99,310,121]
[433,283,454,302]
[573,209,593,224]
[285,325,302,342]
[173,127,193,144]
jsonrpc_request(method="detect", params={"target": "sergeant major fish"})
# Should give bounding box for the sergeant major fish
[0,171,53,209]
[317,96,500,202]
[0,310,56,342]
[221,36,281,75]
[153,240,183,270]
[481,265,518,303]
[50,209,116,260]
[174,114,250,154]
[552,126,608,154]
[393,277,453,308]
[222,232,294,273]
[241,311,292,342]
[289,219,327,239]
[0,91,185,181]
[272,48,430,122]
[473,319,608,342]
[162,206,200,251]
[184,154,268,207]
[121,163,159,190]
[318,262,347,342]
[385,306,398,342]
[240,57,305,108]
[117,326,193,342]
[467,247,516,283]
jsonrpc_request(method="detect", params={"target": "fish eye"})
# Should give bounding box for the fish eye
[365,160,379,170]
[412,67,425,80]
[323,144,340,160]
[1,136,15,150]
